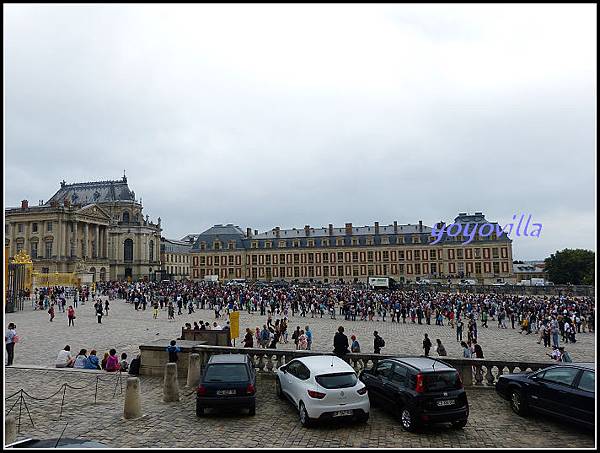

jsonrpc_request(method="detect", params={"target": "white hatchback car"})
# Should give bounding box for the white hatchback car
[275,355,370,427]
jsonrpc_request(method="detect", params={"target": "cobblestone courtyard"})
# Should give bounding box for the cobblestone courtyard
[4,298,596,367]
[4,368,595,448]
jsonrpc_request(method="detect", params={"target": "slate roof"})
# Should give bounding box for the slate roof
[45,176,136,206]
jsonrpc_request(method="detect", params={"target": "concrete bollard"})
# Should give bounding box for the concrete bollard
[5,415,17,445]
[163,362,180,402]
[186,354,201,388]
[123,377,142,419]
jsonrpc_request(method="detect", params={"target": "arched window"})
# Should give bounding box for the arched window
[99,267,106,281]
[90,267,96,282]
[149,240,154,262]
[122,211,130,223]
[124,239,133,262]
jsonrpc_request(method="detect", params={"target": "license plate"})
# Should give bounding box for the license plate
[333,410,354,417]
[216,389,236,396]
[437,399,455,407]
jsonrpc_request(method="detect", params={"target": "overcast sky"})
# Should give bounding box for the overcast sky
[4,4,596,260]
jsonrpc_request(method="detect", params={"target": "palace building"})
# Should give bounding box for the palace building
[189,213,514,284]
[4,176,162,281]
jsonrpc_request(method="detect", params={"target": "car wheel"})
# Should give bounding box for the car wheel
[276,378,285,400]
[400,407,418,432]
[509,388,528,416]
[299,401,311,427]
[196,403,205,417]
[451,419,468,429]
[248,403,256,416]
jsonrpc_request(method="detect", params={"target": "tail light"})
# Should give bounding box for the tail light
[456,372,463,389]
[357,386,368,395]
[197,385,207,396]
[246,384,255,395]
[307,389,326,399]
[415,373,425,393]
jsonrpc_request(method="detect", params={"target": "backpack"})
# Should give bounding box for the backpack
[376,336,385,348]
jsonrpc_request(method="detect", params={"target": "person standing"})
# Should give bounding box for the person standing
[305,325,312,351]
[456,318,464,342]
[422,333,432,356]
[373,331,385,354]
[5,323,17,366]
[104,300,110,316]
[67,305,76,327]
[153,301,159,319]
[243,328,254,348]
[333,326,350,357]
[48,304,56,322]
[95,302,103,324]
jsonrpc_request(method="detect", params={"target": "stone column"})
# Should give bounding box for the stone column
[73,221,78,258]
[186,353,201,388]
[104,227,109,259]
[10,221,16,257]
[95,224,100,259]
[163,362,180,402]
[57,218,62,261]
[84,223,89,259]
[123,377,143,419]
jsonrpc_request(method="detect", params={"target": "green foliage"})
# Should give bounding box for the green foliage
[544,249,595,285]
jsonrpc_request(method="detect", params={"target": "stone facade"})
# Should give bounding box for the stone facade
[189,213,514,284]
[160,237,193,280]
[5,176,162,281]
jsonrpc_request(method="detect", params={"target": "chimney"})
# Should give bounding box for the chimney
[345,223,352,236]
[374,222,380,235]
[419,220,423,232]
[393,221,398,234]
[21,200,28,210]
[246,228,252,238]
[254,230,258,236]
[304,225,310,236]
[328,224,333,236]
[275,227,280,238]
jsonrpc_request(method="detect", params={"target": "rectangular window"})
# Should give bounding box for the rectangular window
[322,252,328,263]
[456,249,463,259]
[492,248,499,259]
[430,263,437,274]
[47,222,53,232]
[383,251,389,261]
[31,242,38,259]
[398,250,404,261]
[32,223,38,233]
[352,252,358,262]
[501,247,508,258]
[475,262,482,274]
[18,223,24,233]
[493,262,500,274]
[414,250,420,260]
[414,263,421,274]
[45,241,53,258]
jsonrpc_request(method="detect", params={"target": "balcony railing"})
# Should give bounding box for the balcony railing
[192,345,552,388]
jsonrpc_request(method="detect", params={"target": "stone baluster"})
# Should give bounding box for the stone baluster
[485,365,495,385]
[266,355,274,373]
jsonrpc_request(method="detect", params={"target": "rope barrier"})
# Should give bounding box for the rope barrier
[4,371,124,433]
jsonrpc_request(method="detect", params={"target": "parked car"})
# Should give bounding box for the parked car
[275,355,370,427]
[196,354,256,416]
[495,363,594,429]
[359,357,469,432]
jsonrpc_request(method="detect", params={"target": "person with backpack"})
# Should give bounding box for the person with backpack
[351,335,361,353]
[373,330,385,354]
[260,325,270,348]
[305,325,313,350]
[166,340,181,363]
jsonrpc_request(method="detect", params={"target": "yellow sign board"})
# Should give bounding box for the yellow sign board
[229,311,240,339]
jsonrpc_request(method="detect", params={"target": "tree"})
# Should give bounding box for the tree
[544,249,595,285]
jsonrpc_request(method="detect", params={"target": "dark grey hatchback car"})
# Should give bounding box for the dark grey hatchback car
[196,354,256,416]
[359,357,469,431]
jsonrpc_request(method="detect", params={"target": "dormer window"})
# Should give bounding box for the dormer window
[214,241,221,250]
[251,241,258,249]
[381,236,389,245]
[265,241,272,248]
[122,211,130,223]
[278,240,286,248]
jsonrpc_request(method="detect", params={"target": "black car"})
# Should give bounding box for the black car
[359,357,468,432]
[495,362,594,429]
[196,354,256,416]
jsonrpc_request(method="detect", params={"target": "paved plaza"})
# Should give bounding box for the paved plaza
[4,367,595,448]
[4,298,596,368]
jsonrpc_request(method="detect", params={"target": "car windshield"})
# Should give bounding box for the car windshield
[316,372,358,389]
[204,364,249,382]
[423,371,460,391]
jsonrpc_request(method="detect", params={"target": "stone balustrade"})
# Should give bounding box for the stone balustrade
[192,345,553,388]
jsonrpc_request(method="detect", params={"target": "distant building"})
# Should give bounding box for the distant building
[189,213,514,284]
[5,176,162,281]
[160,237,193,280]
